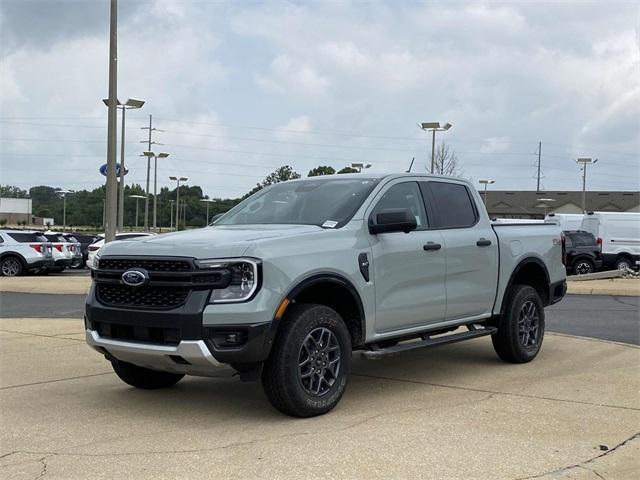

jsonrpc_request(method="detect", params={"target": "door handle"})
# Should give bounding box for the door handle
[476,238,492,247]
[423,242,442,251]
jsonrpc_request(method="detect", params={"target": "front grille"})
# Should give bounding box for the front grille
[98,258,193,272]
[97,284,189,310]
[95,321,180,345]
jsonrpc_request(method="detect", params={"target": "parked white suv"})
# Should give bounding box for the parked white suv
[86,232,155,269]
[0,230,54,276]
[43,233,75,272]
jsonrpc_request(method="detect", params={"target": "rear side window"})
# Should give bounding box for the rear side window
[7,233,47,243]
[428,182,478,228]
[573,232,596,246]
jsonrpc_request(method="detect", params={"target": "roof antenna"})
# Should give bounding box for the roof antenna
[406,157,415,173]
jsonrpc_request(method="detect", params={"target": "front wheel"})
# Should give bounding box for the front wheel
[492,285,545,363]
[111,360,184,389]
[261,303,352,417]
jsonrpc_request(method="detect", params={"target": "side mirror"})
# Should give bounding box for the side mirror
[368,208,417,234]
[210,212,225,224]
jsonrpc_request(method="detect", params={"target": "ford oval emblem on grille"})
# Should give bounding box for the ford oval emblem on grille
[121,269,149,287]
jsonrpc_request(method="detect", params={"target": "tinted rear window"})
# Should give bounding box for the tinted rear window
[428,182,478,228]
[45,234,66,242]
[8,233,48,243]
[566,232,596,247]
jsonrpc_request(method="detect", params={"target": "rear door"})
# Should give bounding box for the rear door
[368,180,446,333]
[423,181,498,321]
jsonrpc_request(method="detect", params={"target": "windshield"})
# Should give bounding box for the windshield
[217,177,380,227]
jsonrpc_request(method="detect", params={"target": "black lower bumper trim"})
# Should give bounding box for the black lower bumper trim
[203,322,274,364]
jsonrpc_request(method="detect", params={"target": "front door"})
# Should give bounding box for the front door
[368,180,446,333]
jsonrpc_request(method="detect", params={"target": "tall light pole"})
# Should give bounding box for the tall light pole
[478,180,495,210]
[169,176,188,230]
[350,163,372,173]
[143,151,169,231]
[169,199,175,230]
[103,98,145,232]
[104,0,118,243]
[420,122,452,174]
[129,194,145,229]
[200,198,215,225]
[56,190,73,231]
[576,158,598,213]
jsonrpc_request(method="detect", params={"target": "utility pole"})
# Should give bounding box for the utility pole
[576,158,598,213]
[536,141,542,193]
[140,115,163,231]
[104,0,118,242]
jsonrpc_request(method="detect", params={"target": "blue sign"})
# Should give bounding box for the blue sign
[99,163,128,178]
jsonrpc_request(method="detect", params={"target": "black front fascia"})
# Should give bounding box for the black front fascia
[85,283,210,341]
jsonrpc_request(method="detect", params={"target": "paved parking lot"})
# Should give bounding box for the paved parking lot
[1,313,638,479]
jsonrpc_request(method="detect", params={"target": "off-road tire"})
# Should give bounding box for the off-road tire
[261,303,351,417]
[492,285,545,363]
[0,256,23,277]
[111,360,184,389]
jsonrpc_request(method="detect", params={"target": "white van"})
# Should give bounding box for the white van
[545,213,585,232]
[580,212,640,270]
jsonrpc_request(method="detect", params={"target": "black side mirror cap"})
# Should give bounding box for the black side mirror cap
[368,208,417,234]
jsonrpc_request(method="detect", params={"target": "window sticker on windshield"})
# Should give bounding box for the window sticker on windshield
[322,220,338,228]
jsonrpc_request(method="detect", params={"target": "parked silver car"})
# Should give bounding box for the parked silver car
[0,229,54,276]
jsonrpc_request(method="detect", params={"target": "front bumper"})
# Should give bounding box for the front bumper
[85,283,277,374]
[86,329,228,376]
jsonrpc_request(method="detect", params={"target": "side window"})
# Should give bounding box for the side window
[428,181,478,228]
[564,235,574,248]
[371,182,428,229]
[0,235,4,243]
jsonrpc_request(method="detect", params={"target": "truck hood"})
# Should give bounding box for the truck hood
[98,224,323,259]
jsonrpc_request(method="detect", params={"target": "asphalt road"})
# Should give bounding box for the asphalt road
[1,292,638,345]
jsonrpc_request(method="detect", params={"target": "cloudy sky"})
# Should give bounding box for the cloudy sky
[1,0,638,198]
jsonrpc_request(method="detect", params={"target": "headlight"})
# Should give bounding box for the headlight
[93,253,101,270]
[196,258,260,303]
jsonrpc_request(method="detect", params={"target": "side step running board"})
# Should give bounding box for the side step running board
[361,325,497,360]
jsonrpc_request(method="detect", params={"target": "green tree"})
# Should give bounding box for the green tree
[337,166,358,174]
[308,165,336,177]
[0,185,28,198]
[245,165,301,197]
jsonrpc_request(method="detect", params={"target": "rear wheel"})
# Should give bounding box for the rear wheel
[0,256,23,277]
[111,360,184,389]
[615,256,633,271]
[492,285,545,363]
[261,303,351,417]
[572,258,594,275]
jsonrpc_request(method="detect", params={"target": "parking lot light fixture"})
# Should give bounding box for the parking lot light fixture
[129,194,146,229]
[576,158,598,213]
[420,122,453,174]
[200,198,216,225]
[169,176,188,230]
[144,151,170,231]
[56,189,74,232]
[478,180,495,209]
[103,98,145,232]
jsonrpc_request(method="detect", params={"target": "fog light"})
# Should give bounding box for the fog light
[226,333,240,344]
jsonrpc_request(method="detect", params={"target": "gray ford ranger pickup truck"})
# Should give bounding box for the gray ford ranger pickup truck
[85,173,566,417]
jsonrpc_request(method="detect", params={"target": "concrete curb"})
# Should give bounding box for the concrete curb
[566,278,639,297]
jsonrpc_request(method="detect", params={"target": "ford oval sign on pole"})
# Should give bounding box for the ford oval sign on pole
[99,163,127,177]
